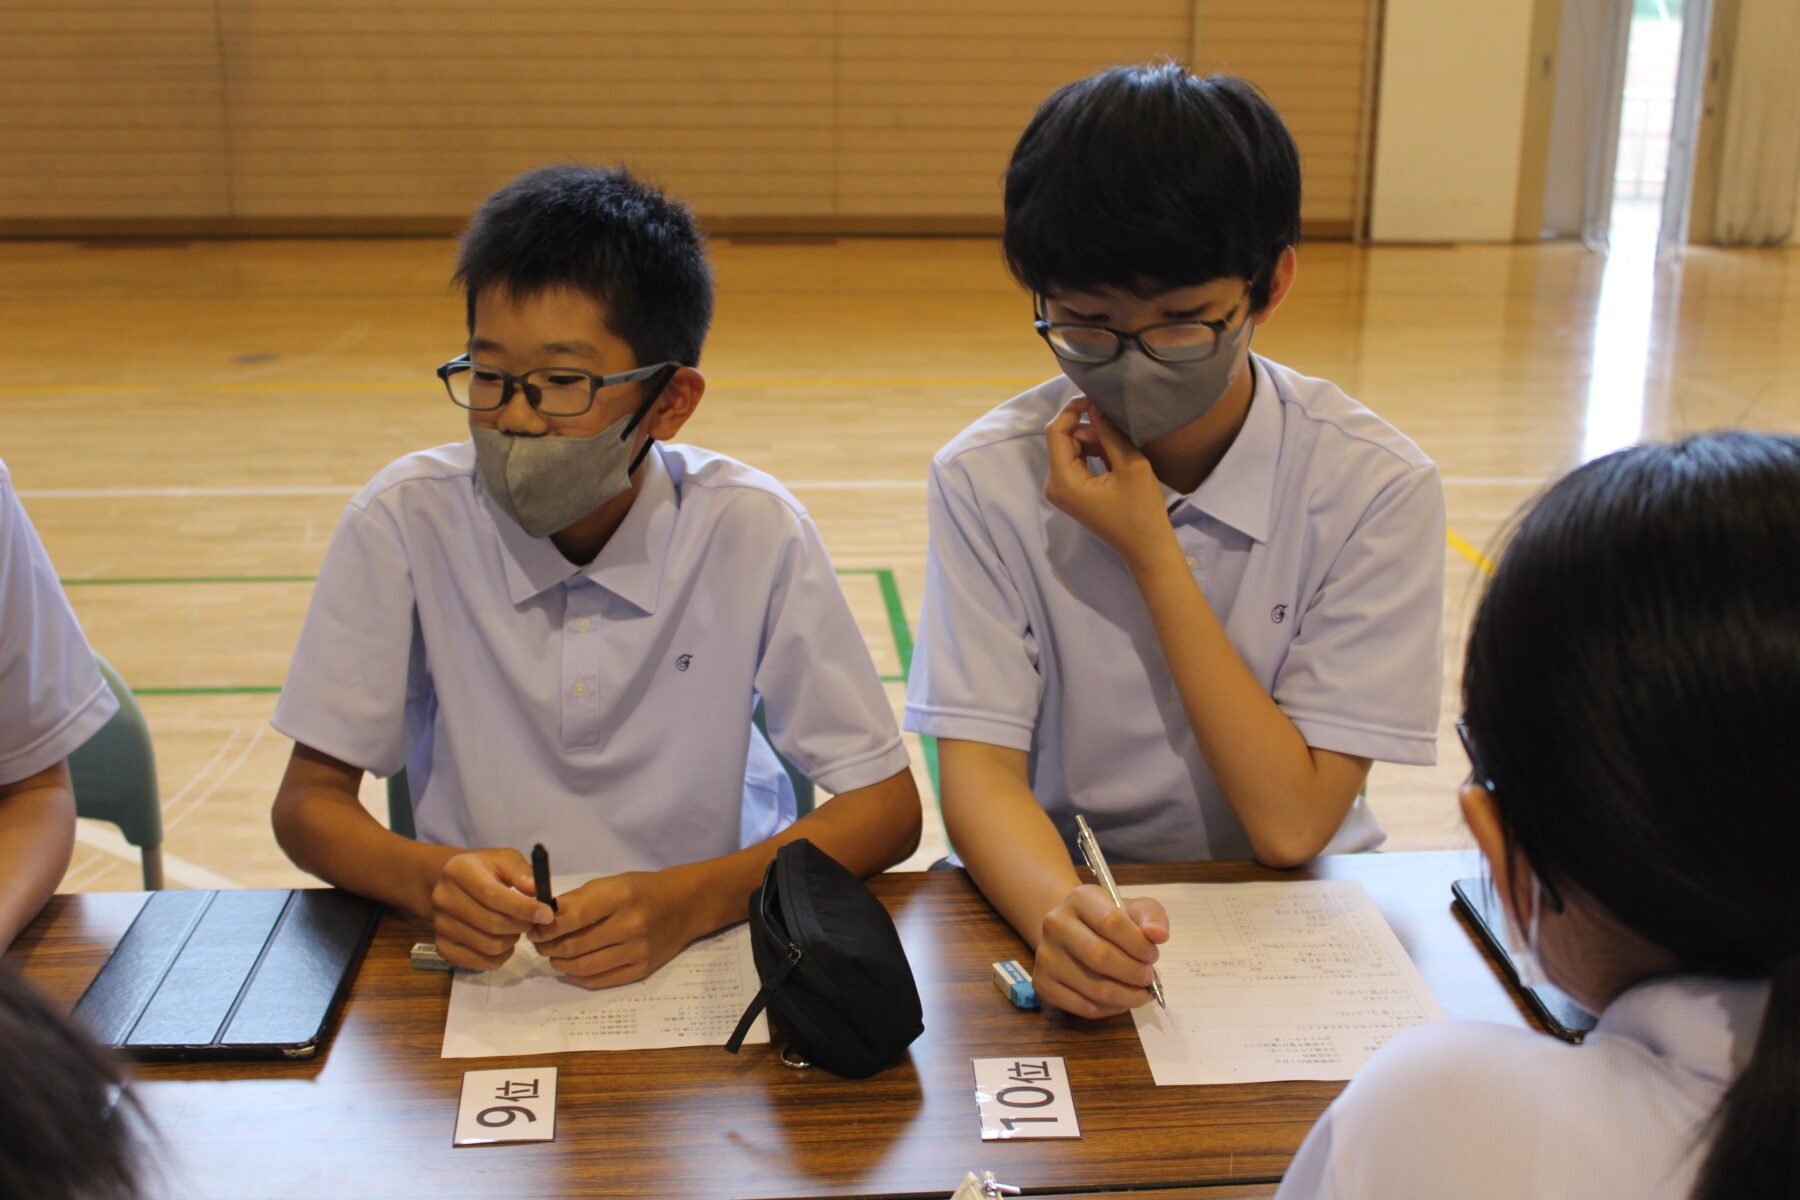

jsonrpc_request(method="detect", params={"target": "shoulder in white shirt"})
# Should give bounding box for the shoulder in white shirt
[1277,975,1767,1200]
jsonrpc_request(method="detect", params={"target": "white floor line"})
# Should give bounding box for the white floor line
[21,476,1544,501]
[17,481,930,499]
[58,846,118,892]
[73,820,240,890]
[20,485,363,499]
[163,724,269,833]
[159,726,243,816]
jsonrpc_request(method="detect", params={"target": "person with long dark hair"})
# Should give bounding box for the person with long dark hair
[1277,430,1800,1198]
[0,961,147,1199]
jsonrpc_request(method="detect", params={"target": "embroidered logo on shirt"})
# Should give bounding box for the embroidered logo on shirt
[676,654,693,672]
[1271,604,1288,624]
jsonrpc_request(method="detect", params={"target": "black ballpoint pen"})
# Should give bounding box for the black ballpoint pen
[531,842,558,913]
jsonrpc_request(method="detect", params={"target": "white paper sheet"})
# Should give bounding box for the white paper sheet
[1128,879,1445,1085]
[441,920,769,1059]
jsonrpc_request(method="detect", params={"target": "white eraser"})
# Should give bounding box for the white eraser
[991,960,1039,1008]
[412,942,458,971]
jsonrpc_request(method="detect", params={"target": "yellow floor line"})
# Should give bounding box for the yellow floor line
[1448,528,1498,577]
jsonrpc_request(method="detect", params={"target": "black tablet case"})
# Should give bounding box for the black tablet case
[73,888,380,1061]
[1451,877,1597,1043]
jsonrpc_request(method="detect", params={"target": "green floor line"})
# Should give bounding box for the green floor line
[920,731,941,829]
[847,566,943,819]
[134,686,282,696]
[877,571,914,672]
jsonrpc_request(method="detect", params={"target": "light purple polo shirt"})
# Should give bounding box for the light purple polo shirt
[274,441,908,876]
[0,458,118,784]
[905,357,1444,863]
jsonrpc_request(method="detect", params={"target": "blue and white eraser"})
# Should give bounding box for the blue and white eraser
[991,959,1040,1009]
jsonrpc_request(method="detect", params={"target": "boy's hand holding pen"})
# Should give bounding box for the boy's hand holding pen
[1027,815,1172,1019]
[1075,815,1167,1010]
[427,846,558,971]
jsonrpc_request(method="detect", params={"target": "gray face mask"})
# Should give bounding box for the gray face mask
[472,410,644,539]
[1059,320,1254,446]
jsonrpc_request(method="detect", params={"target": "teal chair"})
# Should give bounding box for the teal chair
[383,706,813,842]
[386,769,416,839]
[68,655,164,890]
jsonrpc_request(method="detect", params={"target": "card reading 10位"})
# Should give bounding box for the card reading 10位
[973,1056,1081,1140]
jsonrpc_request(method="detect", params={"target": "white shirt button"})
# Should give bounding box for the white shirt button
[1185,555,1199,570]
[573,617,591,633]
[571,681,590,699]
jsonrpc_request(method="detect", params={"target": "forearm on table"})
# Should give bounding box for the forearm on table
[1127,541,1366,867]
[666,766,924,941]
[939,739,1079,951]
[0,763,77,947]
[272,749,456,921]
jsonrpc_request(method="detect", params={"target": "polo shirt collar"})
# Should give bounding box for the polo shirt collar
[586,444,678,613]
[490,443,679,613]
[1163,356,1280,543]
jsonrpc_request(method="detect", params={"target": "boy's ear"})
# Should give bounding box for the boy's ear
[1250,246,1298,326]
[645,366,704,441]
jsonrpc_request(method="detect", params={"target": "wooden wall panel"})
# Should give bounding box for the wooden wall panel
[832,1,1190,219]
[1,0,1379,237]
[213,0,839,220]
[0,3,230,219]
[1197,0,1381,235]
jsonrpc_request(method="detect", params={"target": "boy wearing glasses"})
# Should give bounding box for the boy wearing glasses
[273,166,918,985]
[905,65,1444,1018]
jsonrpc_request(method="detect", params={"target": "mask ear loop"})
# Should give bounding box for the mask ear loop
[620,365,678,474]
[1525,874,1545,954]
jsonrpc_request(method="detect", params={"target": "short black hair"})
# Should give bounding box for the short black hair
[454,164,714,367]
[1003,63,1301,312]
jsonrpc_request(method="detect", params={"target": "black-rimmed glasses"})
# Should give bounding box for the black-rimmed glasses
[436,357,676,416]
[1032,295,1247,365]
[1455,717,1565,913]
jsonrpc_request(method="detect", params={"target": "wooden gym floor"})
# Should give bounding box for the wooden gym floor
[4,231,1797,891]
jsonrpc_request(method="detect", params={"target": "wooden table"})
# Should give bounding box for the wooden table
[9,850,1522,1200]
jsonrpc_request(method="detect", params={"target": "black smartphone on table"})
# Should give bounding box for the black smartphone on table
[1451,877,1597,1043]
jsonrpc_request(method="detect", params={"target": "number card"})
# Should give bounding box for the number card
[453,1066,557,1147]
[972,1056,1081,1140]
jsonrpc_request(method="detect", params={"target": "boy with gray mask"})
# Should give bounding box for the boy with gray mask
[905,64,1445,1020]
[273,165,919,986]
